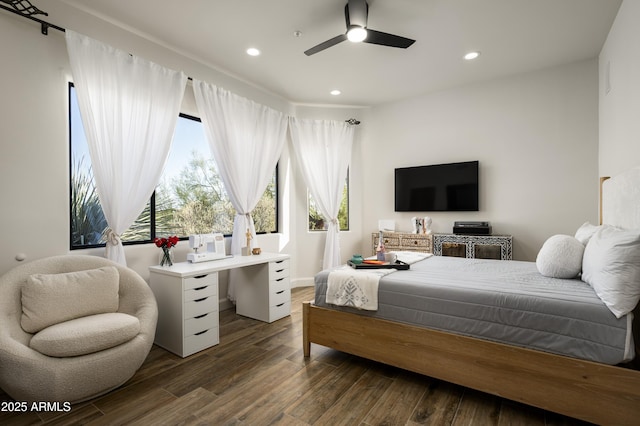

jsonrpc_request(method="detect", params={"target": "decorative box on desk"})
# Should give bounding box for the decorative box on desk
[149,252,290,357]
[371,231,433,255]
[433,234,512,260]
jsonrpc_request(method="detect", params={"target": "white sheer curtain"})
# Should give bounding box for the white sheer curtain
[289,118,354,269]
[193,81,287,253]
[66,30,187,265]
[193,80,287,300]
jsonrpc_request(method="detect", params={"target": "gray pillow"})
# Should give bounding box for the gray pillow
[21,266,120,333]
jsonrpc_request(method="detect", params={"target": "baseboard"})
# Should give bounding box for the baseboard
[291,277,314,288]
[219,297,234,312]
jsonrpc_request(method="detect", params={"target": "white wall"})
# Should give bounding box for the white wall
[599,0,640,177]
[360,60,600,261]
[0,13,70,273]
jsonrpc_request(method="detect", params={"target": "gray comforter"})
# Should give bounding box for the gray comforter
[314,256,634,365]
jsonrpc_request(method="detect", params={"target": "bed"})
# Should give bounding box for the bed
[302,167,640,425]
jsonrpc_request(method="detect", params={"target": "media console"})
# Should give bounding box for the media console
[433,234,512,260]
[371,231,512,260]
[371,231,433,254]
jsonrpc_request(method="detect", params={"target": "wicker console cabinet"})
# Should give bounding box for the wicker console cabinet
[371,231,433,255]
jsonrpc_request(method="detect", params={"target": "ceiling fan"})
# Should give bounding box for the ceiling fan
[304,0,416,56]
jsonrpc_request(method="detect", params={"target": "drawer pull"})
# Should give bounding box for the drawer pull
[194,329,208,336]
[276,278,284,282]
[194,297,208,302]
[276,290,284,295]
[194,274,208,279]
[194,286,207,291]
[276,303,285,307]
[276,269,284,273]
[194,313,208,319]
[275,260,285,264]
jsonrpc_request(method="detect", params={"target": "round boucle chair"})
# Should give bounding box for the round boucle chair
[0,255,158,403]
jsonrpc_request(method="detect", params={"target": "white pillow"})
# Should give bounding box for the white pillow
[21,266,120,333]
[536,235,585,279]
[574,222,600,245]
[582,225,640,318]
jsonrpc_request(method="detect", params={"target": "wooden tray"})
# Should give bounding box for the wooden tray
[347,260,410,270]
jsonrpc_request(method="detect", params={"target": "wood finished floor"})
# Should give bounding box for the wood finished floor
[0,287,593,426]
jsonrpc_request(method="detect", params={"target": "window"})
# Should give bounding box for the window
[308,173,349,231]
[69,84,278,249]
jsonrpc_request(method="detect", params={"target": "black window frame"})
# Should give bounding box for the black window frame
[68,82,279,250]
[308,168,350,232]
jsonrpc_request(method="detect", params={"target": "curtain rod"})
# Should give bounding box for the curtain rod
[0,3,65,35]
[2,2,361,125]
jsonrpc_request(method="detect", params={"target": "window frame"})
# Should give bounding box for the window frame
[307,169,350,232]
[68,83,279,250]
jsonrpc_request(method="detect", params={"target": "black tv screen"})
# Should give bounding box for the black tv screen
[394,161,479,212]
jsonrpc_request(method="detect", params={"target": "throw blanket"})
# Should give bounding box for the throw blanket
[326,266,397,310]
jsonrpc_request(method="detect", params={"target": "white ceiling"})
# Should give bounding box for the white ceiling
[55,0,621,106]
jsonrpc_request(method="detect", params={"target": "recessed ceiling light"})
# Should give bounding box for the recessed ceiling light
[330,89,341,96]
[464,51,480,60]
[246,48,261,56]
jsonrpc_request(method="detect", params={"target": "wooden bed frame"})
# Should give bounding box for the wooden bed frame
[303,169,640,425]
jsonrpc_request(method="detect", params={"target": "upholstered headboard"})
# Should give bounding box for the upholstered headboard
[599,167,640,369]
[600,166,640,229]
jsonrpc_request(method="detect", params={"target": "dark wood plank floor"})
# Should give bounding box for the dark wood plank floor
[0,287,593,425]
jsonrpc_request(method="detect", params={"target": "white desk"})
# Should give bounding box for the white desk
[149,252,290,357]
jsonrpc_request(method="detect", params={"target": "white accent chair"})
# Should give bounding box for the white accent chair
[0,255,157,403]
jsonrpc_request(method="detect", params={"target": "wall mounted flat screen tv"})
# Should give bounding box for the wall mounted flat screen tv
[395,161,479,212]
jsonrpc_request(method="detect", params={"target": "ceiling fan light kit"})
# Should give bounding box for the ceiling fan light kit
[304,0,415,56]
[347,26,367,43]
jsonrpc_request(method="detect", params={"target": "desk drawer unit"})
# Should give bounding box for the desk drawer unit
[235,258,291,323]
[149,271,219,357]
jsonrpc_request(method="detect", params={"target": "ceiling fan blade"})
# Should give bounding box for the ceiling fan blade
[304,0,416,55]
[304,34,348,56]
[364,29,416,49]
[346,0,368,28]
